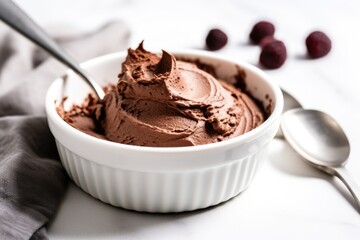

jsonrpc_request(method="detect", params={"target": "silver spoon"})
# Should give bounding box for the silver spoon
[0,0,105,99]
[276,89,303,138]
[281,108,360,210]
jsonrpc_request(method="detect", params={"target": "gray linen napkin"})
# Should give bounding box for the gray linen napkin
[0,21,129,239]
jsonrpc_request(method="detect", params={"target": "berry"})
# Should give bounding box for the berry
[260,36,276,48]
[306,31,331,58]
[206,28,228,51]
[259,40,287,69]
[249,21,275,44]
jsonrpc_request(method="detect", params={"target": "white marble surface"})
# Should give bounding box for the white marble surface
[15,0,360,239]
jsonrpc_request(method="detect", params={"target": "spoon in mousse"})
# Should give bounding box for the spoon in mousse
[0,0,105,99]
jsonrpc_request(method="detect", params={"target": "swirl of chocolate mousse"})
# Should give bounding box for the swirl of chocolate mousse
[101,43,264,146]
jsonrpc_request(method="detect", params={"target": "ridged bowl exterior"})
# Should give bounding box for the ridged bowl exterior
[56,140,268,212]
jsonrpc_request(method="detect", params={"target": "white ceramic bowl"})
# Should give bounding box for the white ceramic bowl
[45,50,283,213]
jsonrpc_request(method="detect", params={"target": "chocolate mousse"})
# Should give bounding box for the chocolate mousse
[58,43,265,147]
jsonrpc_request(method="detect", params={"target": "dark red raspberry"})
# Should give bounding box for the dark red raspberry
[306,31,331,58]
[260,36,277,48]
[249,21,275,44]
[206,28,228,51]
[259,40,287,69]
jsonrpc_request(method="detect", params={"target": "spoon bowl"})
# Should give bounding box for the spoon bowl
[281,108,360,211]
[281,109,350,167]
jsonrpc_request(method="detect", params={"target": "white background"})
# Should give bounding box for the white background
[14,0,360,239]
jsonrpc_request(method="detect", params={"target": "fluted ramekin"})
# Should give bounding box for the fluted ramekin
[45,50,283,212]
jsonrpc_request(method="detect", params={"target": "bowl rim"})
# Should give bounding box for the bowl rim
[46,49,283,154]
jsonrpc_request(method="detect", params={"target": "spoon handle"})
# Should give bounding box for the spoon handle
[0,0,104,99]
[333,167,360,210]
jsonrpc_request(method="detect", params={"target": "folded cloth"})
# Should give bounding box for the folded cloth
[0,21,129,240]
